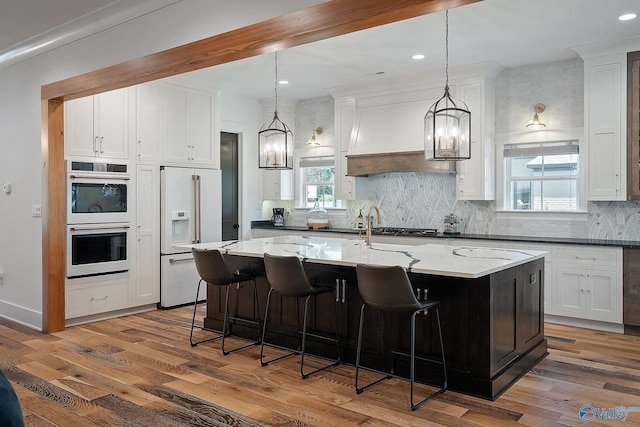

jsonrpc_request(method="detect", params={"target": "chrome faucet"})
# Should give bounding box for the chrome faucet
[362,206,381,246]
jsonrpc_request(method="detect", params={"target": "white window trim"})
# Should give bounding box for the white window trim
[495,127,586,214]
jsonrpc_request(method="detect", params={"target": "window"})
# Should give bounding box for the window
[299,156,339,208]
[504,141,579,211]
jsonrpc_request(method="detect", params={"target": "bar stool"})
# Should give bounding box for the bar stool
[190,248,262,355]
[260,253,341,379]
[355,264,447,411]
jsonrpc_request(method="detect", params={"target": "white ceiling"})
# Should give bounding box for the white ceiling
[1,0,639,99]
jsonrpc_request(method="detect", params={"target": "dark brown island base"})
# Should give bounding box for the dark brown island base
[200,248,546,401]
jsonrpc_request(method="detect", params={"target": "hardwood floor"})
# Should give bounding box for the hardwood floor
[2,306,640,426]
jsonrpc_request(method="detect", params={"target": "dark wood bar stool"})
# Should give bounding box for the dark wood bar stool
[355,264,447,411]
[190,248,262,354]
[260,253,341,379]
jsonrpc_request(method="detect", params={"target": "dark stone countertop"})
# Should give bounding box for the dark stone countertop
[251,220,640,248]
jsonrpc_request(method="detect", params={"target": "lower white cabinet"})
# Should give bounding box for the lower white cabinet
[66,277,130,319]
[553,246,622,323]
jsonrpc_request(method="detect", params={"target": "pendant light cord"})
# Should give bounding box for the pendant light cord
[445,9,449,92]
[274,51,279,116]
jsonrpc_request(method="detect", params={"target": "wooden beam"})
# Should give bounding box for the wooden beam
[42,0,481,101]
[42,0,482,332]
[346,151,456,176]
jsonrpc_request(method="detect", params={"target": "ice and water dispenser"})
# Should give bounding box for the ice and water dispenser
[171,210,190,243]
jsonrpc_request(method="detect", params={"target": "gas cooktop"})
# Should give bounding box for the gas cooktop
[371,227,440,236]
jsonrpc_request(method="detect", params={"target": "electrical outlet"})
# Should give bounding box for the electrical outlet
[476,211,483,221]
[616,213,625,225]
[32,204,42,217]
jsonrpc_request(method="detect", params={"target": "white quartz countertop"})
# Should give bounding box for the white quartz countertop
[180,235,546,279]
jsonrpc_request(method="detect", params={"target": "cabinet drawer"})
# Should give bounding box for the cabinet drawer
[555,246,620,267]
[66,280,129,319]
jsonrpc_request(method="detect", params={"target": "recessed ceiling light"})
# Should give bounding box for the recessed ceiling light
[412,54,425,60]
[618,13,637,21]
[278,80,289,85]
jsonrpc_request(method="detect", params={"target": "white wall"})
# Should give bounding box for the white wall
[0,0,323,329]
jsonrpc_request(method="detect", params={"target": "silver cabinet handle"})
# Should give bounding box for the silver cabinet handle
[336,278,340,302]
[341,279,346,303]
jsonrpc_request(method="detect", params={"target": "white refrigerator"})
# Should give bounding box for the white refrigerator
[160,166,222,307]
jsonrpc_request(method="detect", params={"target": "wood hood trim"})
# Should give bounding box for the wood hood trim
[346,151,456,176]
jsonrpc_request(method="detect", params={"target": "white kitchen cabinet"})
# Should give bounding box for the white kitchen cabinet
[133,82,158,163]
[66,276,130,319]
[263,168,294,200]
[65,88,129,159]
[334,98,368,200]
[553,246,621,323]
[584,54,626,200]
[160,82,217,167]
[133,164,159,305]
[456,77,495,201]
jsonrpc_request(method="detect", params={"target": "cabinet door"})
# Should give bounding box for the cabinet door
[163,85,190,163]
[134,164,159,305]
[95,88,128,159]
[263,169,293,200]
[456,81,494,200]
[134,83,157,162]
[555,266,587,316]
[586,269,620,322]
[586,60,624,200]
[188,89,215,165]
[65,96,96,158]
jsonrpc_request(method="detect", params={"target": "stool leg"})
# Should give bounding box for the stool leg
[300,294,312,379]
[189,280,203,347]
[259,287,274,366]
[220,283,232,355]
[410,306,447,411]
[252,280,262,345]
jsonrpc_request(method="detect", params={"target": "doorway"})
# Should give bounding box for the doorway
[220,132,240,240]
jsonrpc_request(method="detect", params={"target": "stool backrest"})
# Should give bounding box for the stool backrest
[264,253,314,297]
[192,248,235,286]
[356,264,422,313]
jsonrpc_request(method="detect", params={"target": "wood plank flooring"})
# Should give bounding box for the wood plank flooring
[2,306,640,426]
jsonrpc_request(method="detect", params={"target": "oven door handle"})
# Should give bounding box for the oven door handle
[69,174,130,180]
[69,224,130,231]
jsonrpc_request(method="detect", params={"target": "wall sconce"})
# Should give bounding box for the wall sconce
[526,103,546,129]
[306,127,322,146]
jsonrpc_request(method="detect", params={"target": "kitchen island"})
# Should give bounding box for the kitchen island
[187,235,547,400]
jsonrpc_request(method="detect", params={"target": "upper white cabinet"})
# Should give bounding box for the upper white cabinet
[65,88,129,160]
[133,82,158,163]
[263,169,294,200]
[584,54,626,200]
[159,82,218,167]
[456,75,496,200]
[334,97,368,200]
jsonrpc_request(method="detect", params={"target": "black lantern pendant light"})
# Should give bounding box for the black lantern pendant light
[258,51,293,169]
[425,10,471,161]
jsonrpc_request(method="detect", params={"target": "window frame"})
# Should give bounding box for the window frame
[495,129,587,217]
[296,154,342,209]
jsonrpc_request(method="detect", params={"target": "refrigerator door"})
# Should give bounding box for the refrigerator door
[160,252,201,307]
[160,167,221,254]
